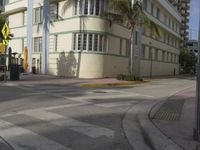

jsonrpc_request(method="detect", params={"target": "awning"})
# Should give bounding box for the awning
[2,7,27,16]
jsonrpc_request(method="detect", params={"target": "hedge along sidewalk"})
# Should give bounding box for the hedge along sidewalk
[80,80,149,87]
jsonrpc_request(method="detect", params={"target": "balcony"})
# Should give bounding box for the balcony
[181,24,189,30]
[181,18,189,23]
[157,0,182,22]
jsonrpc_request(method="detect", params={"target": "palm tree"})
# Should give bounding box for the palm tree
[106,0,159,75]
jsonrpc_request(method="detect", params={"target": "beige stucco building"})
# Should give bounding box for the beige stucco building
[4,0,189,78]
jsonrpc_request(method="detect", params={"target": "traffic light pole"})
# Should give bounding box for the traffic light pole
[194,11,200,141]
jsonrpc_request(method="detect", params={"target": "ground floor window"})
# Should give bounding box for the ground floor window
[73,33,105,52]
[34,37,42,52]
[142,44,179,63]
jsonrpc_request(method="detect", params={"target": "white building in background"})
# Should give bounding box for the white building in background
[186,40,198,56]
[3,0,189,78]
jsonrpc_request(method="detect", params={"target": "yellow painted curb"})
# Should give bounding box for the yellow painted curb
[80,80,149,87]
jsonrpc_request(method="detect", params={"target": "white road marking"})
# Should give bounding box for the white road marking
[70,93,154,101]
[0,103,88,118]
[0,119,71,150]
[95,101,139,108]
[24,111,114,138]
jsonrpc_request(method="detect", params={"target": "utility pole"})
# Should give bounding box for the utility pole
[27,0,33,73]
[194,10,200,141]
[42,0,50,74]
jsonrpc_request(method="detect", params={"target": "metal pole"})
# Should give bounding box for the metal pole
[27,0,33,73]
[150,48,152,78]
[194,9,200,141]
[42,0,50,74]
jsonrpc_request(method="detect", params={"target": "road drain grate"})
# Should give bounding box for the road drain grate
[153,99,185,121]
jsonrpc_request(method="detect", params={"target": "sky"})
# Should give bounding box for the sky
[189,0,200,40]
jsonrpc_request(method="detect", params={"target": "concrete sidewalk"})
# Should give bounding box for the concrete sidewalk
[151,87,200,150]
[0,73,146,86]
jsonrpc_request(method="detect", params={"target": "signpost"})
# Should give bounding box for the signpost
[0,22,10,81]
[1,22,10,46]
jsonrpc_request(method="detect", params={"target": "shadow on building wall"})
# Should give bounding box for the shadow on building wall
[57,51,77,77]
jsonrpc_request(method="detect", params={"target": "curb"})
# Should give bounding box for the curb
[123,101,183,150]
[80,80,149,87]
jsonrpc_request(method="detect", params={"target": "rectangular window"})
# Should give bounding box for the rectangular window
[141,45,145,59]
[83,34,87,50]
[74,0,102,16]
[126,40,130,56]
[77,34,82,50]
[34,37,42,52]
[135,31,138,45]
[94,34,98,51]
[95,0,100,15]
[156,8,160,19]
[151,3,154,15]
[73,33,104,52]
[162,51,165,62]
[88,34,93,51]
[73,34,77,50]
[155,49,158,60]
[54,35,58,52]
[90,0,94,15]
[50,3,59,21]
[99,35,103,52]
[34,7,43,24]
[84,0,89,15]
[23,11,27,25]
[143,0,147,11]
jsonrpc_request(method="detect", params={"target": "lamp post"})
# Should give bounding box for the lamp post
[27,0,33,73]
[194,9,200,141]
[41,0,50,74]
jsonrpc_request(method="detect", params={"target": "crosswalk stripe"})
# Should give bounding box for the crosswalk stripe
[0,119,71,150]
[24,111,114,139]
[70,93,154,101]
[95,101,139,108]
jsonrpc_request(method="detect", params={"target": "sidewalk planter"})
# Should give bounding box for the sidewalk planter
[10,64,20,81]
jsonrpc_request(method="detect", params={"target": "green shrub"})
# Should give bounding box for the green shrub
[117,74,126,80]
[117,74,143,81]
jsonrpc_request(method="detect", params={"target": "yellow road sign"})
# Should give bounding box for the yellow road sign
[0,43,5,53]
[1,23,10,39]
[2,40,9,45]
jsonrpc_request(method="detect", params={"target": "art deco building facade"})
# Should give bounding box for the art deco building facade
[4,0,186,78]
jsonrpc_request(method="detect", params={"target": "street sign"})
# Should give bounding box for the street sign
[0,43,5,53]
[1,23,10,39]
[2,40,9,46]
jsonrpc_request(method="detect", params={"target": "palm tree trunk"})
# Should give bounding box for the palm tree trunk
[129,30,134,75]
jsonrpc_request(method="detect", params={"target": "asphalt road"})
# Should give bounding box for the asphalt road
[0,77,195,150]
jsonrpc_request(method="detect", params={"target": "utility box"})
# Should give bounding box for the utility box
[10,64,20,81]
